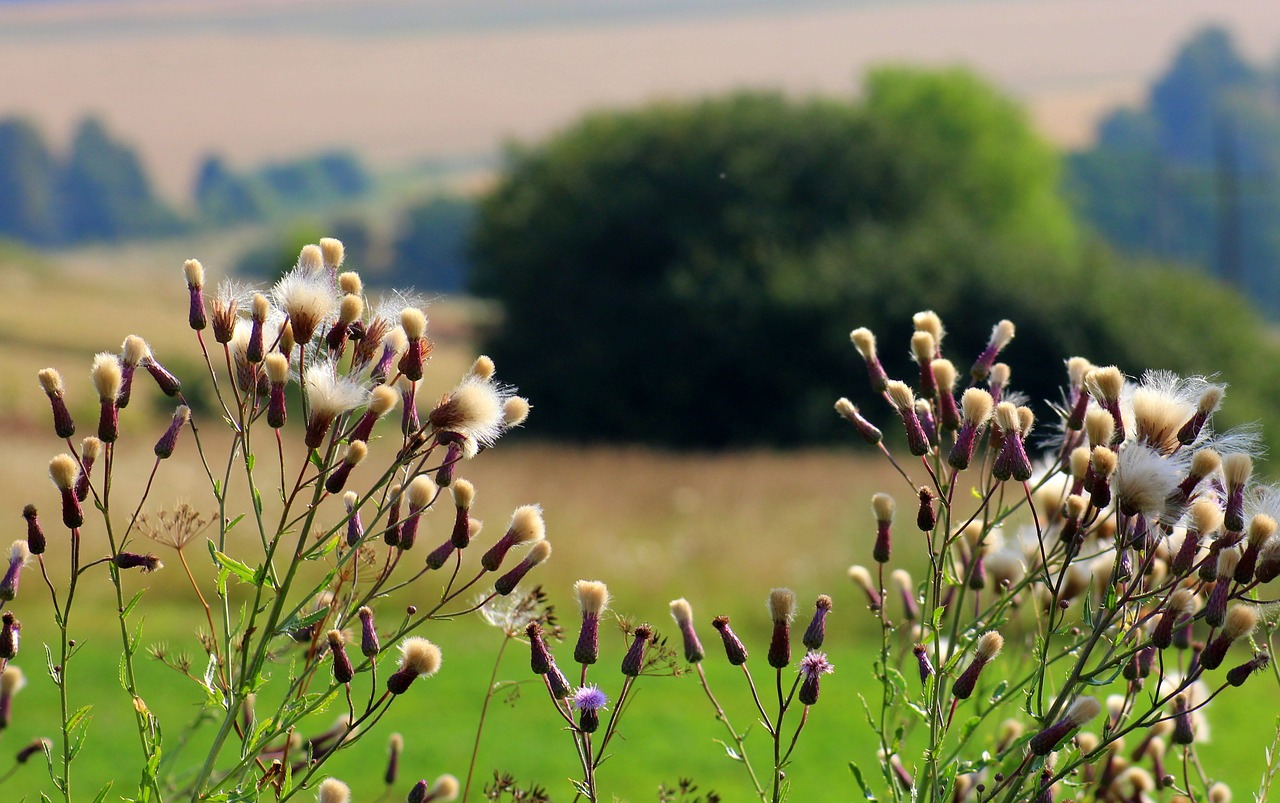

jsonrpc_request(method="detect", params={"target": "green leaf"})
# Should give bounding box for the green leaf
[207,542,271,588]
[712,739,743,762]
[275,607,329,638]
[92,783,114,803]
[122,589,146,618]
[848,762,880,801]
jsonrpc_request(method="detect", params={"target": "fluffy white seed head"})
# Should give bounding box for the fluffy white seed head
[37,367,63,396]
[342,490,358,512]
[451,478,475,509]
[1070,447,1091,481]
[265,353,290,385]
[1223,605,1259,640]
[368,385,399,416]
[122,335,150,366]
[871,493,895,523]
[1189,498,1223,535]
[975,631,1004,662]
[994,402,1020,433]
[397,637,442,677]
[850,328,877,360]
[470,355,496,381]
[0,666,26,696]
[931,359,957,392]
[1067,357,1093,387]
[428,376,512,447]
[338,294,363,325]
[406,475,437,511]
[768,588,796,622]
[670,598,695,627]
[9,540,30,565]
[885,381,914,413]
[910,331,935,364]
[1191,448,1222,478]
[304,361,368,420]
[273,266,337,343]
[1224,453,1253,490]
[49,454,79,490]
[1216,546,1242,580]
[1086,366,1125,403]
[990,363,1011,388]
[1017,406,1034,436]
[298,244,324,273]
[183,258,204,288]
[524,541,552,566]
[960,388,994,426]
[574,580,610,616]
[91,352,123,401]
[1113,443,1185,517]
[429,775,460,801]
[506,505,545,544]
[341,441,368,466]
[400,308,427,340]
[989,320,1015,350]
[1169,588,1197,616]
[82,437,103,462]
[912,310,944,345]
[1085,408,1116,449]
[1198,386,1226,415]
[319,237,345,270]
[503,397,531,428]
[1249,515,1277,547]
[337,270,361,296]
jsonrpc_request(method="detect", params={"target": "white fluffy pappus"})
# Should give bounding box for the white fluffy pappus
[1112,442,1191,520]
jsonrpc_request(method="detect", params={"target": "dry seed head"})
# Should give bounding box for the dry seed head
[1065,494,1089,520]
[850,328,877,359]
[994,401,1019,432]
[429,775,461,801]
[1091,446,1118,477]
[273,266,337,343]
[525,541,552,566]
[990,319,1015,350]
[1208,782,1233,803]
[1017,406,1034,436]
[1217,547,1242,580]
[338,294,363,325]
[400,308,427,340]
[885,380,914,412]
[368,385,399,416]
[1189,498,1223,534]
[975,631,1004,662]
[990,362,1011,388]
[183,258,204,287]
[318,778,350,803]
[1067,357,1093,387]
[1191,448,1222,478]
[1070,447,1091,480]
[913,399,932,420]
[429,376,510,446]
[122,335,150,366]
[1087,366,1125,403]
[82,436,103,462]
[406,475,437,511]
[1,666,25,695]
[37,367,63,396]
[910,331,935,364]
[574,580,610,616]
[912,310,944,344]
[304,361,368,418]
[1224,453,1253,489]
[670,598,694,627]
[264,353,290,385]
[337,270,361,295]
[91,352,123,401]
[49,455,78,490]
[835,398,857,418]
[319,237,345,269]
[342,490,358,511]
[871,493,895,523]
[8,540,30,566]
[1085,408,1116,449]
[1223,605,1259,640]
[251,293,270,323]
[768,588,796,622]
[1199,386,1225,414]
[507,505,545,544]
[470,355,496,380]
[342,441,368,466]
[1118,767,1156,795]
[397,637,442,677]
[1169,588,1197,615]
[848,565,875,593]
[503,397,531,428]
[1250,515,1277,547]
[451,478,475,509]
[1113,443,1183,515]
[891,568,913,593]
[931,359,956,392]
[298,243,324,272]
[960,388,994,425]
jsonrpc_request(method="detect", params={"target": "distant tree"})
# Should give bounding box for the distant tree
[472,71,1081,446]
[58,117,183,241]
[234,222,329,281]
[391,197,475,292]
[257,151,370,207]
[194,155,269,225]
[0,117,62,244]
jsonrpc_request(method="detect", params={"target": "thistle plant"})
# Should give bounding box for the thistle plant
[839,312,1280,802]
[5,239,548,800]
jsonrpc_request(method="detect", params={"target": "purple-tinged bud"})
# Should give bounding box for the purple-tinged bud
[1223,454,1252,534]
[916,488,936,532]
[0,542,30,603]
[871,493,894,564]
[1202,606,1259,670]
[767,588,795,668]
[357,607,380,657]
[1028,697,1101,755]
[1171,695,1195,745]
[384,485,403,547]
[1066,390,1090,432]
[849,328,888,393]
[834,399,882,445]
[621,624,653,676]
[797,651,834,705]
[112,552,164,573]
[886,382,929,456]
[802,595,832,650]
[574,580,609,665]
[481,505,544,571]
[144,358,181,397]
[1227,652,1270,687]
[328,630,354,684]
[423,539,454,571]
[184,259,207,331]
[949,389,994,470]
[386,637,442,695]
[493,542,551,594]
[154,406,191,459]
[988,363,1010,405]
[932,359,961,432]
[711,615,749,666]
[397,476,437,552]
[848,565,882,610]
[912,644,934,684]
[384,733,403,786]
[247,294,268,364]
[49,455,82,529]
[119,336,149,409]
[969,320,1015,382]
[371,338,398,386]
[1177,387,1223,446]
[1204,549,1240,628]
[912,331,936,399]
[38,369,76,439]
[1237,515,1276,584]
[435,442,463,487]
[343,492,363,547]
[1032,769,1055,803]
[398,310,429,381]
[0,612,19,660]
[325,442,367,495]
[991,403,1033,482]
[14,737,47,765]
[97,399,118,443]
[1171,530,1201,578]
[952,631,1003,700]
[916,400,937,448]
[546,662,571,699]
[1152,590,1195,650]
[669,599,704,663]
[1258,537,1280,584]
[526,622,555,675]
[572,685,608,734]
[449,486,473,549]
[0,667,25,729]
[891,571,919,621]
[21,505,44,556]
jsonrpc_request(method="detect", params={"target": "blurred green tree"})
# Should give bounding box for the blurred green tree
[0,118,62,244]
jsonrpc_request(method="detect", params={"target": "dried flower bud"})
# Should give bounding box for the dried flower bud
[970,320,1015,382]
[834,398,883,444]
[802,595,833,650]
[328,630,354,684]
[154,406,190,459]
[1029,697,1101,755]
[952,631,1003,699]
[357,606,380,657]
[621,624,653,676]
[669,598,704,663]
[573,580,610,665]
[386,637,442,694]
[711,615,749,665]
[850,328,888,393]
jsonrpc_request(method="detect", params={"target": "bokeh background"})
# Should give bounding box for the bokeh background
[2,1,1280,800]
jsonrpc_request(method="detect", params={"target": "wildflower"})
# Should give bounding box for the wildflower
[949,389,992,470]
[493,541,551,595]
[1226,652,1269,687]
[767,588,795,668]
[797,651,835,705]
[1170,694,1195,745]
[620,624,653,676]
[386,637,442,694]
[1170,448,1221,507]
[932,359,961,431]
[449,479,474,549]
[0,666,26,729]
[21,505,44,556]
[911,644,934,684]
[711,615,749,665]
[669,598,704,663]
[886,381,929,456]
[245,293,270,364]
[383,484,403,547]
[76,437,102,502]
[303,361,368,449]
[15,737,49,765]
[481,505,545,571]
[371,325,406,385]
[49,455,82,529]
[184,258,207,331]
[991,402,1033,482]
[0,612,18,660]
[911,330,936,398]
[951,631,1003,700]
[117,334,149,408]
[1236,514,1275,583]
[356,606,379,657]
[327,630,354,684]
[316,777,350,803]
[913,310,945,353]
[848,565,882,610]
[850,327,888,393]
[572,685,608,733]
[1113,443,1185,519]
[397,308,429,381]
[1029,696,1102,755]
[871,493,895,563]
[349,385,398,443]
[343,492,364,547]
[1086,366,1127,444]
[970,319,1015,382]
[503,396,531,429]
[397,475,437,551]
[1223,453,1252,533]
[1178,384,1225,446]
[384,732,402,785]
[988,362,1011,404]
[92,352,123,443]
[1131,372,1213,454]
[834,398,883,444]
[1152,589,1196,650]
[273,261,337,346]
[573,580,610,665]
[1201,605,1258,670]
[419,775,461,802]
[37,368,76,439]
[112,552,164,573]
[1064,357,1094,430]
[264,353,290,429]
[803,594,833,650]
[428,373,516,449]
[326,293,364,355]
[324,441,367,494]
[154,405,190,459]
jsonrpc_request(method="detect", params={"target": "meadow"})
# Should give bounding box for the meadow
[0,247,1274,801]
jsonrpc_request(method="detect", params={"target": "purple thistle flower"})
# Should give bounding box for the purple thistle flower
[571,684,609,733]
[797,651,834,705]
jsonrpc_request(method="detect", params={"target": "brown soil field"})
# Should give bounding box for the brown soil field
[0,0,1278,199]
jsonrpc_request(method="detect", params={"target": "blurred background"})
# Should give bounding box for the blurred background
[3,0,1280,799]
